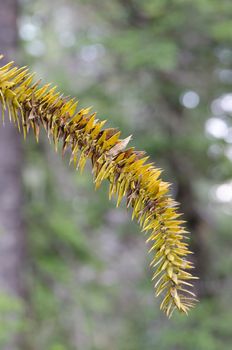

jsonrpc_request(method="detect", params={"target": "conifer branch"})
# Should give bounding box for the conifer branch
[0,56,197,317]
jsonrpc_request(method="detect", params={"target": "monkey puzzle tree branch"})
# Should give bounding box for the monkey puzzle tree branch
[0,56,197,317]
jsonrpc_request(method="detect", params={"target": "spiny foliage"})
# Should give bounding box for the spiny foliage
[0,56,197,317]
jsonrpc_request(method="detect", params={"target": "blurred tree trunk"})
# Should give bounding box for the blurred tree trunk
[0,0,28,349]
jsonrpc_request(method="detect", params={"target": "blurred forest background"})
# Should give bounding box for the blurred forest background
[0,0,232,349]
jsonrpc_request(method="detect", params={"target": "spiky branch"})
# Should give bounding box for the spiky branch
[0,56,197,317]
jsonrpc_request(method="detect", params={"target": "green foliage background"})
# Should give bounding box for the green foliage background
[1,0,232,349]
